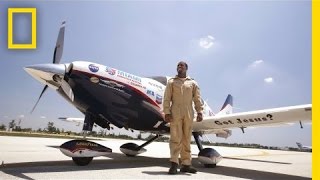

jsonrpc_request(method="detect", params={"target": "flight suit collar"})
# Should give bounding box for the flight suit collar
[174,75,192,80]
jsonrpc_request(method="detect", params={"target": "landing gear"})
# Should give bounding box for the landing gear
[120,143,146,157]
[193,132,222,168]
[60,140,112,166]
[72,157,93,166]
[59,111,115,166]
[120,134,162,156]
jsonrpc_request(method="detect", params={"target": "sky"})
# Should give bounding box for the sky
[0,1,311,148]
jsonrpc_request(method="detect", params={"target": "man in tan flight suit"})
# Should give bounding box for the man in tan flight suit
[163,61,203,174]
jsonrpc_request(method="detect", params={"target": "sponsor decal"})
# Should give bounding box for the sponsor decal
[106,67,116,75]
[214,114,273,125]
[148,82,163,90]
[60,140,112,153]
[76,142,98,147]
[147,90,155,96]
[88,64,99,73]
[117,70,141,84]
[90,76,99,83]
[156,94,162,104]
[99,79,125,93]
[130,81,143,88]
[100,79,124,88]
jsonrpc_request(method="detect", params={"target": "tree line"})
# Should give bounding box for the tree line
[0,120,302,151]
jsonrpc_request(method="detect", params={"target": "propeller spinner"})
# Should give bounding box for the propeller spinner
[24,21,74,113]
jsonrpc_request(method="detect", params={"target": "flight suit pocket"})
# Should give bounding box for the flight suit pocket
[172,82,182,92]
[183,83,193,96]
[171,105,181,121]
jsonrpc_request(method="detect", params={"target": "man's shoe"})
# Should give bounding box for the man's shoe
[168,162,178,175]
[180,165,197,174]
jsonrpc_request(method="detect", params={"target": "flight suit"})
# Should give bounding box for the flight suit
[163,76,203,165]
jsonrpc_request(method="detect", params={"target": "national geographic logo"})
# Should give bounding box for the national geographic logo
[8,8,37,49]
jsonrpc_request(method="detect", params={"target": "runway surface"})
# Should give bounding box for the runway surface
[0,136,311,179]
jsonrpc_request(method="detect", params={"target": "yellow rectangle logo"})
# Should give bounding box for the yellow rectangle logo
[8,8,37,49]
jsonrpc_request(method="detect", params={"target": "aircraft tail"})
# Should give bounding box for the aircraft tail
[216,94,233,116]
[296,142,303,149]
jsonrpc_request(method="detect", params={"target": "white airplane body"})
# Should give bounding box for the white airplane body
[296,142,312,151]
[24,22,312,166]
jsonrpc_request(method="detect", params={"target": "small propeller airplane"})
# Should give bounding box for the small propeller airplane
[24,21,312,167]
[296,142,312,151]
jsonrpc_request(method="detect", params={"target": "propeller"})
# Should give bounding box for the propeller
[31,85,48,113]
[30,21,71,113]
[53,21,65,64]
[61,79,74,101]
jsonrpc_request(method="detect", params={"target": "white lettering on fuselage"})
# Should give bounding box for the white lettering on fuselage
[117,70,141,84]
[148,82,163,90]
[99,82,125,92]
[76,142,98,147]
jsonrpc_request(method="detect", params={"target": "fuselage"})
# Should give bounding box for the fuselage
[25,61,214,133]
[68,61,168,132]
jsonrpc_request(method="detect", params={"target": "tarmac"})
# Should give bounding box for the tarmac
[0,136,312,179]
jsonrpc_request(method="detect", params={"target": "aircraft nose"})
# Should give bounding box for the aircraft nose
[24,64,66,86]
[24,64,66,76]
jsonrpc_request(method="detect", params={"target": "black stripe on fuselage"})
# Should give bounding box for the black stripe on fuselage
[73,69,160,108]
[65,69,168,132]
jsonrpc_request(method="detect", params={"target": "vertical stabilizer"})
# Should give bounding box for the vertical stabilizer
[216,94,233,116]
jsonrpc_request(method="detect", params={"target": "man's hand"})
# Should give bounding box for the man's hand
[165,114,173,122]
[196,113,203,122]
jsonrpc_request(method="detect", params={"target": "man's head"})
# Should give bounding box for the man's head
[177,61,188,75]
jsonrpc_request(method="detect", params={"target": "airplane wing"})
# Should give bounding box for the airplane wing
[58,117,84,126]
[192,104,311,138]
[58,117,101,128]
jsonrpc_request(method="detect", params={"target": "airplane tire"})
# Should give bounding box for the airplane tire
[204,164,216,168]
[125,154,136,157]
[72,157,93,166]
[198,148,222,168]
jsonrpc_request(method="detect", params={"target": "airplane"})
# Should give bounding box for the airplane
[58,117,85,126]
[24,21,312,167]
[296,142,312,151]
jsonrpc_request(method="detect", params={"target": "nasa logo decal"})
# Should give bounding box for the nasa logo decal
[88,64,99,73]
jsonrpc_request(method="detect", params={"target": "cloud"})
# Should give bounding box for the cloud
[199,35,215,49]
[40,116,46,119]
[264,77,274,83]
[248,60,264,69]
[19,115,24,118]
